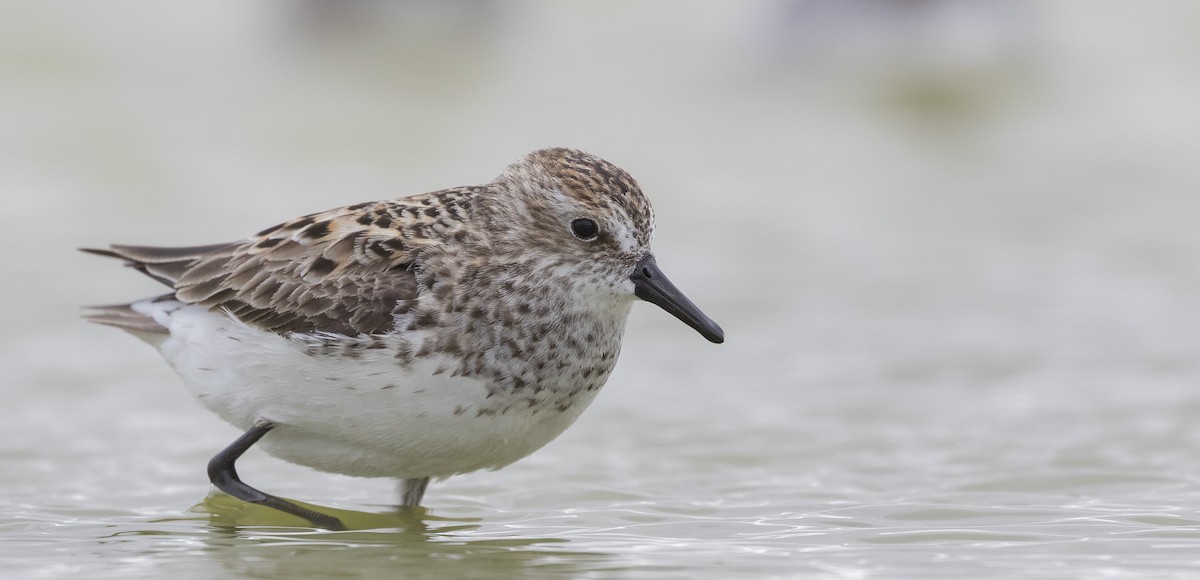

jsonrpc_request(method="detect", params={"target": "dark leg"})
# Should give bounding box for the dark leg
[399,477,430,507]
[207,420,345,531]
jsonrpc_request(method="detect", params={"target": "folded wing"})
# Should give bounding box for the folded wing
[84,201,426,336]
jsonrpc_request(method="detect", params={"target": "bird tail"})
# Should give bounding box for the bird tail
[80,243,236,288]
[81,295,175,334]
[82,244,233,334]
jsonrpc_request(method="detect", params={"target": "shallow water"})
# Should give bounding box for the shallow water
[4,1,1200,578]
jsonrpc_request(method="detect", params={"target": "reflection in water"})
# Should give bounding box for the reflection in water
[104,493,613,578]
[192,492,469,532]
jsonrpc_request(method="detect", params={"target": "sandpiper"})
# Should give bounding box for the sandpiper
[84,148,723,530]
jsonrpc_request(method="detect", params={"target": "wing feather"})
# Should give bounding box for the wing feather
[87,200,438,336]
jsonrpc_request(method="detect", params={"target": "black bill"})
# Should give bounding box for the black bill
[630,255,724,344]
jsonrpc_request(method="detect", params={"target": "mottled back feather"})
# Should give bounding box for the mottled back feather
[86,193,475,336]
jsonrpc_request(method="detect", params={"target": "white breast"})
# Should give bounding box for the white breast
[132,299,599,479]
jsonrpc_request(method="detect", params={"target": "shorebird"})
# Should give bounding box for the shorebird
[84,148,723,530]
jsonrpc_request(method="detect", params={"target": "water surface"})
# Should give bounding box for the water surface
[3,1,1200,578]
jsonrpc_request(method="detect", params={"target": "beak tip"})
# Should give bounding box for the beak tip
[631,255,725,345]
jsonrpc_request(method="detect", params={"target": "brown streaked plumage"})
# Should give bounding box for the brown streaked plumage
[84,147,723,530]
[84,192,471,336]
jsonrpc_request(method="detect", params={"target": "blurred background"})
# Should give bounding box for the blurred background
[3,1,1200,577]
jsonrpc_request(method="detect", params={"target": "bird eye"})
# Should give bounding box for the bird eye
[570,218,599,241]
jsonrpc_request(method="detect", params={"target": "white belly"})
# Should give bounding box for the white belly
[135,300,598,479]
